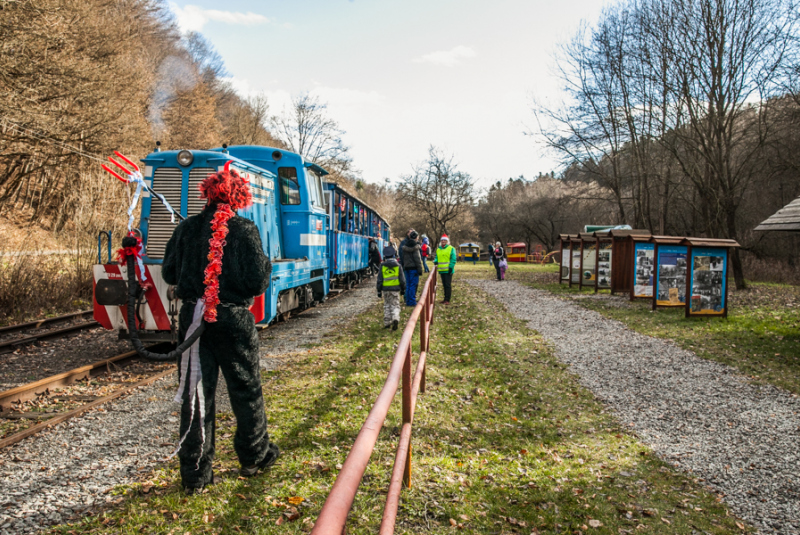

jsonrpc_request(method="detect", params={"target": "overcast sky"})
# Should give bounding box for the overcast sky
[168,0,612,189]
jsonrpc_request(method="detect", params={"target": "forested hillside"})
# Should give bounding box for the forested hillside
[0,0,283,243]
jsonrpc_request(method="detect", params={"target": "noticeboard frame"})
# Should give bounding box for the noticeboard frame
[594,236,613,294]
[579,234,597,291]
[629,236,655,301]
[682,238,738,318]
[651,237,688,310]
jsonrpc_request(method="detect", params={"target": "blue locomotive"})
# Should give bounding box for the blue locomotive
[92,145,390,340]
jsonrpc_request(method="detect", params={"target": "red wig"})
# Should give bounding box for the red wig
[198,169,253,211]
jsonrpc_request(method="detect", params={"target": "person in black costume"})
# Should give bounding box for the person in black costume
[162,169,279,493]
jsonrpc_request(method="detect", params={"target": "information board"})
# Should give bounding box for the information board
[582,243,596,285]
[655,245,688,306]
[688,248,728,315]
[571,247,581,283]
[561,246,571,281]
[596,241,612,289]
[633,243,655,297]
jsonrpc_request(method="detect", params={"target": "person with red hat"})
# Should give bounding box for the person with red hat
[434,233,457,304]
[162,169,279,493]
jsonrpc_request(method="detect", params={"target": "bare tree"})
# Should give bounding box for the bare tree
[397,146,475,242]
[270,93,353,176]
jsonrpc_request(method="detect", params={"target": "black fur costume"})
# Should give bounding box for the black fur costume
[162,203,278,489]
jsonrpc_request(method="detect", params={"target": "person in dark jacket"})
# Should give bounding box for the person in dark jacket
[493,241,505,281]
[397,229,415,266]
[488,243,495,266]
[162,169,279,493]
[368,238,381,275]
[377,245,406,330]
[401,230,423,306]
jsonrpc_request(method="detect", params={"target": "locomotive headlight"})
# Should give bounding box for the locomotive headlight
[177,150,194,167]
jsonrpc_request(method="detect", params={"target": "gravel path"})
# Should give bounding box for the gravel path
[0,283,375,534]
[468,279,800,535]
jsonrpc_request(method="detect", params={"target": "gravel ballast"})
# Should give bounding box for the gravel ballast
[468,279,800,535]
[0,283,375,534]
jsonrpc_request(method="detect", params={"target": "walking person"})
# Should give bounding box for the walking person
[401,230,423,306]
[493,241,505,281]
[420,235,431,273]
[488,243,495,266]
[377,245,405,331]
[434,234,457,304]
[162,169,279,493]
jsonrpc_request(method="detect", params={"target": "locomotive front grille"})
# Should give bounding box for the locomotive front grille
[188,168,214,216]
[146,167,183,260]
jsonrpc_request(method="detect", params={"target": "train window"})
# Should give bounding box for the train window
[278,167,301,205]
[307,168,327,211]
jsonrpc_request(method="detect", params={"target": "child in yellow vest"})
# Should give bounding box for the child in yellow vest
[376,245,406,330]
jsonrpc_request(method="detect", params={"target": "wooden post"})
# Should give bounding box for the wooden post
[684,244,693,318]
[651,241,659,311]
[402,344,412,488]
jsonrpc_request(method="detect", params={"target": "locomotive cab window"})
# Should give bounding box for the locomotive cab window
[279,167,301,205]
[307,168,327,211]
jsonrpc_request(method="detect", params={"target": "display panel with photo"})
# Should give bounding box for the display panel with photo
[596,242,612,289]
[561,246,571,281]
[689,247,727,315]
[571,247,581,283]
[582,243,596,284]
[655,245,688,306]
[633,243,655,297]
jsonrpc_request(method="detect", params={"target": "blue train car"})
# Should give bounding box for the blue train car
[92,145,390,340]
[324,180,390,288]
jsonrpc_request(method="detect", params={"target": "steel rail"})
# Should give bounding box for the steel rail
[0,366,175,450]
[0,310,93,335]
[311,267,437,535]
[0,320,100,352]
[0,347,169,411]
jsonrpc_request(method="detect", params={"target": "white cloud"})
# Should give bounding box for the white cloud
[413,45,476,67]
[170,4,270,33]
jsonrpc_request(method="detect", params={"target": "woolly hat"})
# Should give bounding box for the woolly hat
[383,245,397,258]
[440,234,450,243]
[422,236,429,244]
[409,230,419,240]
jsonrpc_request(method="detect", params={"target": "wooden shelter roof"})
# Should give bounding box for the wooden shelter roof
[651,235,684,245]
[682,238,740,248]
[600,229,651,238]
[755,195,800,232]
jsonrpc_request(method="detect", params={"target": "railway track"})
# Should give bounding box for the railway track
[0,283,359,450]
[0,310,99,354]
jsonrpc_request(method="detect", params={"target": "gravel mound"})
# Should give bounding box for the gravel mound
[468,279,800,535]
[0,283,375,534]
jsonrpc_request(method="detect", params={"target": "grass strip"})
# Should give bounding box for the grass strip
[473,262,800,395]
[51,275,749,534]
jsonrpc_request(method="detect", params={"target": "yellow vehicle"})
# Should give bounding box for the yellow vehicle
[458,242,480,263]
[507,242,528,263]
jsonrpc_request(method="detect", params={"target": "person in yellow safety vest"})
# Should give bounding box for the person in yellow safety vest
[376,245,406,331]
[434,234,457,304]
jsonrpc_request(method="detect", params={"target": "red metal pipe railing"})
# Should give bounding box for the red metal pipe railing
[312,267,438,535]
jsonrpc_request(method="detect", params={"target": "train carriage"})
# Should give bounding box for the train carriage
[93,145,389,342]
[324,180,389,287]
